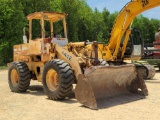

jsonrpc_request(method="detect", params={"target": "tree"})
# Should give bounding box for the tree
[102,7,110,41]
[0,0,26,65]
[132,14,160,43]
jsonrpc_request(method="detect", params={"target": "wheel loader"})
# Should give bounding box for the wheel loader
[8,0,160,109]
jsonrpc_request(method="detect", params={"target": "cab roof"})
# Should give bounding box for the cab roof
[26,11,67,22]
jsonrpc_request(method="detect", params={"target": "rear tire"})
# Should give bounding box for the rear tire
[8,62,31,92]
[42,59,74,100]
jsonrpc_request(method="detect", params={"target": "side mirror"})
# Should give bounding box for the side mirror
[23,27,28,43]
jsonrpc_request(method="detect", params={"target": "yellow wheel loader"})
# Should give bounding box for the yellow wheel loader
[8,0,160,109]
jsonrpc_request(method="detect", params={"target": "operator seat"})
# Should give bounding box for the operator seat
[51,37,68,47]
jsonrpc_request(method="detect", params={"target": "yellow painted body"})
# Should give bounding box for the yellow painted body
[12,12,74,82]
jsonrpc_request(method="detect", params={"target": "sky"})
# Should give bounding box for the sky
[86,0,160,20]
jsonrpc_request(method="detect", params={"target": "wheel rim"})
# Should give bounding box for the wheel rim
[46,69,59,91]
[11,69,19,86]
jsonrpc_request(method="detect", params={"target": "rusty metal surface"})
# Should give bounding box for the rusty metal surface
[91,41,99,65]
[75,65,148,109]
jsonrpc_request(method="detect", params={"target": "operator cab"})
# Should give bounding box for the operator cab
[25,12,68,47]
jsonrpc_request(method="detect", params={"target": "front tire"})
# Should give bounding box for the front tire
[8,62,31,92]
[42,59,74,100]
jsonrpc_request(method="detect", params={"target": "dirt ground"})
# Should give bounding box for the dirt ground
[0,69,160,120]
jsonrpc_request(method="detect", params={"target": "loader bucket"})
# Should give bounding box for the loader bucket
[75,64,148,109]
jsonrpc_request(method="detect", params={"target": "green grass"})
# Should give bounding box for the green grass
[0,66,7,70]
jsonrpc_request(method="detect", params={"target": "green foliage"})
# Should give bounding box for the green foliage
[0,0,160,65]
[0,66,7,69]
[0,0,26,65]
[132,15,160,43]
